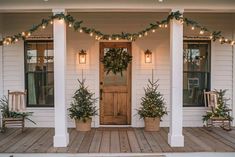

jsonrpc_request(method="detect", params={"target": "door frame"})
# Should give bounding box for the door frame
[99,42,132,126]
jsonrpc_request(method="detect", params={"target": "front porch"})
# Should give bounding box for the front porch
[1,127,235,153]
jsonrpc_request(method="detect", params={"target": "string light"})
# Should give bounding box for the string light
[199,30,204,35]
[116,37,119,40]
[21,32,26,36]
[68,23,73,27]
[1,11,234,46]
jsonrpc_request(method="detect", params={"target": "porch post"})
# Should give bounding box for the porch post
[168,9,184,147]
[53,8,69,147]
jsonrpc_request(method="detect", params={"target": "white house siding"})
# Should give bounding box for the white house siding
[1,12,235,127]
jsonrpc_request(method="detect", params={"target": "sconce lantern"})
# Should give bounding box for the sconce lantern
[78,49,87,64]
[144,49,152,63]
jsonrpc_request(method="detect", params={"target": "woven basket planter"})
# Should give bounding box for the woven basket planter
[144,117,160,131]
[75,118,92,131]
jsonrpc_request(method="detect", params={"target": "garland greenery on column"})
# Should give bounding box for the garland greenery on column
[1,11,234,46]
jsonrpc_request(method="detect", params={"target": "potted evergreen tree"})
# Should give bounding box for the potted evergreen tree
[68,79,97,131]
[137,79,167,131]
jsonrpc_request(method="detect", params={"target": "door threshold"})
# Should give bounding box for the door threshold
[99,125,132,127]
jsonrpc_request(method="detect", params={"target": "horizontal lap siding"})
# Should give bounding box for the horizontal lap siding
[183,13,234,126]
[2,13,54,127]
[1,12,235,127]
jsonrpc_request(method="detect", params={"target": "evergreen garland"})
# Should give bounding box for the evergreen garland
[137,79,167,119]
[1,11,234,46]
[202,89,233,122]
[101,48,132,76]
[68,79,98,122]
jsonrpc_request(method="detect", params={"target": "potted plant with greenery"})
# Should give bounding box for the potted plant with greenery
[137,79,167,131]
[68,79,97,131]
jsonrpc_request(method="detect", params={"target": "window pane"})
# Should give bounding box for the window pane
[25,41,54,107]
[183,41,211,107]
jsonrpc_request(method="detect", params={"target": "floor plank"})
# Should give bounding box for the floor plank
[89,130,102,153]
[0,127,235,153]
[119,130,131,153]
[110,130,120,153]
[78,129,95,153]
[127,130,141,153]
[134,128,152,153]
[67,131,86,153]
[99,130,110,153]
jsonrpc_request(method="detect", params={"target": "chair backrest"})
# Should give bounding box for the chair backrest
[8,90,27,112]
[203,90,218,108]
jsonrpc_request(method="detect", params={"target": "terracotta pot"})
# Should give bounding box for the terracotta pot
[144,117,160,131]
[75,118,92,131]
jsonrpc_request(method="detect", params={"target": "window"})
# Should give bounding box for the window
[183,40,211,107]
[25,40,54,107]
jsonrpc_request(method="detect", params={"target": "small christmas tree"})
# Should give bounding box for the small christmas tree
[203,89,233,122]
[68,79,97,122]
[137,79,167,119]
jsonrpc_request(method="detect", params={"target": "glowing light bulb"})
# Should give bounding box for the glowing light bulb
[28,32,31,36]
[164,24,168,28]
[68,23,73,27]
[15,38,18,42]
[159,24,162,28]
[108,37,112,41]
[139,34,142,38]
[209,35,213,39]
[219,38,223,42]
[191,26,195,30]
[231,41,235,45]
[199,30,204,35]
[90,32,93,36]
[22,32,26,36]
[116,37,119,40]
[225,39,228,42]
[79,29,83,33]
[152,29,156,33]
[144,32,148,36]
[42,25,46,29]
[50,20,53,24]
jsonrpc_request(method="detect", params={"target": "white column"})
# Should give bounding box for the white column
[53,9,69,147]
[168,9,184,147]
[0,14,3,97]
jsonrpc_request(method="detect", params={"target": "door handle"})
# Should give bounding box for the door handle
[100,88,103,100]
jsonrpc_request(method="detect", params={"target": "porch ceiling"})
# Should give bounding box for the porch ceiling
[0,0,235,13]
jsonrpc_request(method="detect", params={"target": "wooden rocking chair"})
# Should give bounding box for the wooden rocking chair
[204,90,232,131]
[2,90,27,132]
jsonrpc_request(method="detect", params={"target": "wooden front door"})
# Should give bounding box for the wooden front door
[100,42,131,125]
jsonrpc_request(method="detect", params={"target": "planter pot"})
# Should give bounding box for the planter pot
[75,118,92,131]
[144,117,160,131]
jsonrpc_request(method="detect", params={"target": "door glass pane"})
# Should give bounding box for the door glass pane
[103,48,127,86]
[25,41,54,107]
[183,41,211,107]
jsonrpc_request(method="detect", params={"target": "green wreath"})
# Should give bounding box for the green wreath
[101,48,132,76]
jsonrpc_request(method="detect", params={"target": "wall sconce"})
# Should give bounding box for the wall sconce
[144,49,152,63]
[78,49,87,64]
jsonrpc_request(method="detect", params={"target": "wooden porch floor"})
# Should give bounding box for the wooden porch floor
[0,127,235,153]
